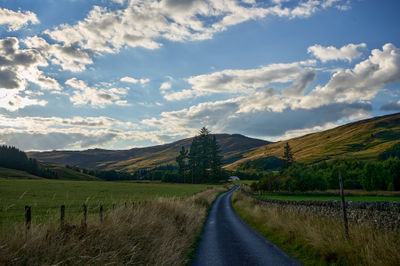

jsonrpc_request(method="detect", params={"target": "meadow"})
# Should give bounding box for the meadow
[1,185,229,265]
[0,178,213,228]
[258,192,400,202]
[232,190,400,266]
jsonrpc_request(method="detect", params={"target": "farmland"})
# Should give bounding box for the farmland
[258,192,400,202]
[0,178,214,228]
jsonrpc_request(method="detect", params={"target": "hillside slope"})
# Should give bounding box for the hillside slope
[29,134,270,172]
[226,112,400,169]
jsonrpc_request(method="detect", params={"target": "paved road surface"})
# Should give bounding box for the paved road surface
[192,186,301,266]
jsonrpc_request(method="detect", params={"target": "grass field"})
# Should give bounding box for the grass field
[259,194,400,202]
[232,190,400,265]
[0,178,214,228]
[0,167,42,179]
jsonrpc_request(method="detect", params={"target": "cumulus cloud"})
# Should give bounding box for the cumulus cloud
[120,76,150,85]
[44,0,348,55]
[24,36,93,72]
[144,43,400,140]
[0,114,169,150]
[160,81,171,90]
[0,37,61,111]
[143,94,372,139]
[0,89,47,112]
[164,60,316,100]
[0,8,39,31]
[66,78,130,107]
[300,43,400,109]
[308,43,367,62]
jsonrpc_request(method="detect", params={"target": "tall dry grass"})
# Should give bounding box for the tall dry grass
[232,191,400,266]
[0,186,228,265]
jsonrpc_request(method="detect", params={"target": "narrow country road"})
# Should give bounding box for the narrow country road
[192,186,301,266]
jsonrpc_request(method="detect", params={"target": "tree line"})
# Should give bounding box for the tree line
[0,146,59,179]
[251,142,400,192]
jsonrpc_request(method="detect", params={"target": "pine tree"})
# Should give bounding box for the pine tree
[283,142,294,168]
[187,127,222,183]
[209,135,222,182]
[176,146,188,183]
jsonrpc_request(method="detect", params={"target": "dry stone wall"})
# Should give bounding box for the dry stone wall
[240,187,400,230]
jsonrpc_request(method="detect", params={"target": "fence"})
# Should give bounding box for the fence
[23,202,137,234]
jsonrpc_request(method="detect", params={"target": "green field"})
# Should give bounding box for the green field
[0,178,214,228]
[259,193,400,202]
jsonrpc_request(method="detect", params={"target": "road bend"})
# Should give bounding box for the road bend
[192,186,301,266]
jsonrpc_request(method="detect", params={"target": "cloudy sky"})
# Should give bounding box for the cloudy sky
[0,0,399,151]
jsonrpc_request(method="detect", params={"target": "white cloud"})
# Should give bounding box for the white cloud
[0,8,39,31]
[0,37,61,111]
[160,81,171,90]
[120,76,150,85]
[44,0,348,56]
[163,60,316,100]
[300,43,400,109]
[0,113,172,150]
[0,89,47,111]
[308,43,367,62]
[24,36,93,72]
[66,78,130,107]
[143,43,400,140]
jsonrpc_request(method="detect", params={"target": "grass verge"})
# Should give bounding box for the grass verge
[0,186,228,265]
[232,189,400,266]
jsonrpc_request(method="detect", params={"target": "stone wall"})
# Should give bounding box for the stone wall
[240,187,400,230]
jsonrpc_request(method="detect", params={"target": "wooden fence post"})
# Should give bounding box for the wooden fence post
[60,205,65,229]
[25,205,31,233]
[82,204,87,229]
[338,168,349,238]
[99,204,103,224]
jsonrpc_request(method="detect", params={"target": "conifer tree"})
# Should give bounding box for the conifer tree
[283,142,294,168]
[176,146,188,183]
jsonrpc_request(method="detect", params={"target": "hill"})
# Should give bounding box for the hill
[28,134,270,172]
[226,112,400,169]
[0,164,99,181]
[0,167,43,179]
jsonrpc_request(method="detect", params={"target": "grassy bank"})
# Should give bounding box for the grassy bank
[0,186,228,265]
[0,179,215,228]
[232,190,400,265]
[259,194,400,202]
[252,189,400,202]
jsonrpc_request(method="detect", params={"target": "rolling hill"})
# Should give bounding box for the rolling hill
[0,164,99,181]
[28,113,400,172]
[28,134,270,172]
[225,112,400,169]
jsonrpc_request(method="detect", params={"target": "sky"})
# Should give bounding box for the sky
[0,0,399,151]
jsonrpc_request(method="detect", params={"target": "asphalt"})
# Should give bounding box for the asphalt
[192,186,302,266]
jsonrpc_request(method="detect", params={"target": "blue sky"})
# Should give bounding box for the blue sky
[0,0,399,151]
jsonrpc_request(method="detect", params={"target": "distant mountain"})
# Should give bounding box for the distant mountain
[28,113,400,173]
[225,112,400,169]
[28,134,270,172]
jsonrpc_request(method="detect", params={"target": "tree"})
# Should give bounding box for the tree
[209,135,222,182]
[176,146,188,183]
[187,127,222,183]
[283,142,294,168]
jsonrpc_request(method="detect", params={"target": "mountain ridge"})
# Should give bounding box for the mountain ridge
[28,133,270,172]
[28,113,400,172]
